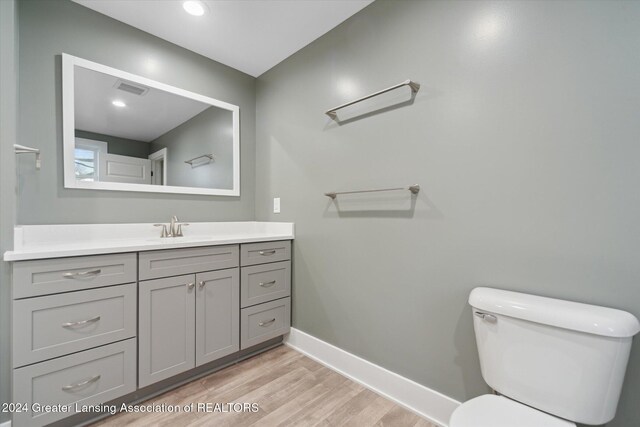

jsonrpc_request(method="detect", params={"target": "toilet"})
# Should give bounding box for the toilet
[450,287,640,427]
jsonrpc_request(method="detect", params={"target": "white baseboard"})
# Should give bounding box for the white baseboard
[285,328,460,427]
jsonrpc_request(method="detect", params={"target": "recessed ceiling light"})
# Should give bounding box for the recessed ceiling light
[112,100,126,108]
[183,1,206,17]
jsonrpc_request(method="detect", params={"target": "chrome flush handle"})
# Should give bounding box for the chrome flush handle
[474,311,497,323]
[259,250,276,256]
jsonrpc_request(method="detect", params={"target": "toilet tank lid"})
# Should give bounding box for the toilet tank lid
[469,287,640,338]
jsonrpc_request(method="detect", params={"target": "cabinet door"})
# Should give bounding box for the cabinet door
[139,274,195,388]
[195,268,239,366]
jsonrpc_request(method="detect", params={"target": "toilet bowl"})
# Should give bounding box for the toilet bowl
[449,395,575,427]
[451,287,640,427]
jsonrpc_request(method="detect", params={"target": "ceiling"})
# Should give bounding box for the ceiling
[72,0,374,77]
[74,66,217,142]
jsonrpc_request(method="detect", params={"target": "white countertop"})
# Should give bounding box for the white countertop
[3,222,294,261]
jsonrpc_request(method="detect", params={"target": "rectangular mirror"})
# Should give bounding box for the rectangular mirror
[62,53,240,196]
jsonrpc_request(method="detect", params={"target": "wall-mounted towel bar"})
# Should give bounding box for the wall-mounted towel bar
[325,184,420,199]
[185,154,213,168]
[14,144,41,170]
[325,79,420,120]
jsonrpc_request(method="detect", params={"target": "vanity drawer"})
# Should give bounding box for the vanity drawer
[13,284,136,367]
[240,240,291,266]
[139,245,239,280]
[241,261,290,308]
[13,253,136,299]
[13,338,136,427]
[241,297,290,349]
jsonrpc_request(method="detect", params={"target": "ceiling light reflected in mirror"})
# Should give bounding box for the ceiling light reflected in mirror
[183,1,207,17]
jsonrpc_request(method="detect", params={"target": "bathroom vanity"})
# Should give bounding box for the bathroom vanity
[4,222,294,427]
[2,51,292,426]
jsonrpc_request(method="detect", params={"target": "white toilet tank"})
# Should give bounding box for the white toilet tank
[469,287,640,425]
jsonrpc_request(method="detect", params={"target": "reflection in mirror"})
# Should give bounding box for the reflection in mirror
[62,54,240,196]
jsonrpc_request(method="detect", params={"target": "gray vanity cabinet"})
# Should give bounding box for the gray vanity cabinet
[195,269,240,366]
[10,239,291,426]
[11,253,138,427]
[138,245,242,388]
[239,241,292,350]
[138,274,196,388]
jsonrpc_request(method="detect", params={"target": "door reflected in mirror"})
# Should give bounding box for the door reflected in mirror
[62,54,240,196]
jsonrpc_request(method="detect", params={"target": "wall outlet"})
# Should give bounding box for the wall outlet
[273,197,281,214]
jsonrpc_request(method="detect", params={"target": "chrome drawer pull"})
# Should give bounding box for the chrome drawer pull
[474,311,497,323]
[63,269,102,279]
[62,315,101,328]
[259,250,276,256]
[258,318,276,327]
[259,280,276,287]
[61,374,101,391]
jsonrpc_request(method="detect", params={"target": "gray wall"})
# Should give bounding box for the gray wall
[151,107,234,189]
[75,130,151,159]
[17,0,255,224]
[255,1,640,426]
[0,0,18,421]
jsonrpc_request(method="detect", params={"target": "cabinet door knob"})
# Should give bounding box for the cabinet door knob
[187,282,195,290]
[198,281,205,289]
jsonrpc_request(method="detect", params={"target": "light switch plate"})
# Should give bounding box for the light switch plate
[273,197,281,214]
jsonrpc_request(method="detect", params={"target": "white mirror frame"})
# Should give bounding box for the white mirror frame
[62,53,240,196]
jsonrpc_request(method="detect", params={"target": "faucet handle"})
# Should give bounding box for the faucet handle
[154,224,169,238]
[175,223,189,237]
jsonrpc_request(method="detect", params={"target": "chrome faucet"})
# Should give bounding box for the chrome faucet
[154,216,189,238]
[170,215,179,237]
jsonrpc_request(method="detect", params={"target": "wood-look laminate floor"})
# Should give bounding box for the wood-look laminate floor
[91,345,438,427]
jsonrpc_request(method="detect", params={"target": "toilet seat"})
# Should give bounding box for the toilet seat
[449,395,576,427]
